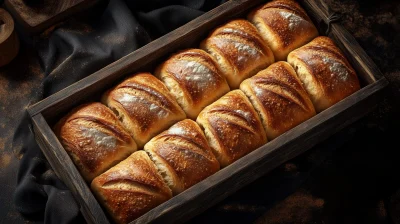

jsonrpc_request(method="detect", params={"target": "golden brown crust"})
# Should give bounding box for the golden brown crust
[53,102,137,182]
[144,119,220,195]
[248,0,318,61]
[155,49,230,119]
[196,90,267,167]
[91,151,172,224]
[240,62,316,140]
[102,73,186,148]
[201,19,275,89]
[287,36,361,112]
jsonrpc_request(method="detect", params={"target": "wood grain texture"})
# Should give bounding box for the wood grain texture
[4,0,99,34]
[26,0,389,223]
[0,8,19,67]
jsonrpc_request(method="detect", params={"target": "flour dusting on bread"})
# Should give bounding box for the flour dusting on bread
[322,57,349,81]
[80,126,117,148]
[279,11,303,31]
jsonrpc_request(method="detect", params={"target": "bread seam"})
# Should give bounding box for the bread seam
[144,150,177,194]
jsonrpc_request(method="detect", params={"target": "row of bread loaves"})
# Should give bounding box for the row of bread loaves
[54,0,360,223]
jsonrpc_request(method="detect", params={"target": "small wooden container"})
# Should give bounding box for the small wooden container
[4,0,99,34]
[0,8,19,67]
[27,0,388,223]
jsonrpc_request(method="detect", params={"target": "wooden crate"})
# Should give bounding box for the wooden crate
[27,0,389,223]
[4,0,100,34]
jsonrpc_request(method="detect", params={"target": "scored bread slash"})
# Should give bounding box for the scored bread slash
[196,90,267,167]
[144,119,220,195]
[101,73,186,148]
[240,61,316,140]
[287,36,361,112]
[155,49,230,119]
[247,0,319,61]
[201,19,275,89]
[91,151,172,224]
[53,102,137,182]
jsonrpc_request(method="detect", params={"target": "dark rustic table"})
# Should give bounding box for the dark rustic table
[1,0,399,223]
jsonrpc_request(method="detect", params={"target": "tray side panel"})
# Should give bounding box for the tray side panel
[300,0,382,84]
[132,78,388,224]
[329,24,382,82]
[31,114,110,224]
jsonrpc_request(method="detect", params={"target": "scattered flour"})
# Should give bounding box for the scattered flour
[279,11,303,31]
[119,93,168,118]
[182,60,215,90]
[322,57,349,81]
[80,126,117,149]
[222,28,249,37]
[234,109,251,120]
[168,125,189,136]
[233,42,260,63]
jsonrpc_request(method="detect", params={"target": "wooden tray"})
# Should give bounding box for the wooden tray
[27,0,389,223]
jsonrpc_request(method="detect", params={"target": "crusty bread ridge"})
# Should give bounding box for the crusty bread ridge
[201,19,275,89]
[54,102,137,182]
[102,73,186,148]
[248,0,318,61]
[196,90,267,167]
[91,151,172,224]
[287,36,361,112]
[144,119,220,195]
[155,49,230,119]
[240,62,316,140]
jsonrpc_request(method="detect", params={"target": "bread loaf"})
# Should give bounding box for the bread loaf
[102,73,186,148]
[54,102,137,182]
[91,151,172,224]
[144,119,220,195]
[248,0,318,61]
[200,19,275,89]
[155,49,230,119]
[197,90,267,167]
[240,62,316,140]
[287,36,361,112]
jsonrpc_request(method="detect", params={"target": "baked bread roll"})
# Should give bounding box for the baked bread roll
[200,19,275,89]
[102,73,186,148]
[54,102,137,182]
[248,0,318,61]
[287,36,361,112]
[196,90,267,167]
[155,49,230,119]
[144,119,220,195]
[240,62,316,140]
[91,151,172,224]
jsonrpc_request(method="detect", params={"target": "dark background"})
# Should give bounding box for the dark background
[0,0,399,223]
